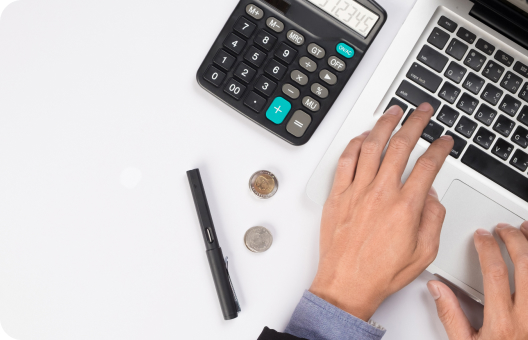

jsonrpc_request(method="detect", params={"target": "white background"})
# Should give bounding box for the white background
[0,0,484,339]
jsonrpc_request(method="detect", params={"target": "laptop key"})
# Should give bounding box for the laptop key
[457,93,479,115]
[512,125,528,148]
[455,116,478,138]
[475,38,495,56]
[474,127,496,150]
[445,131,467,159]
[518,106,528,127]
[481,83,504,106]
[464,49,486,72]
[421,120,444,143]
[492,138,514,161]
[444,61,467,84]
[417,45,449,72]
[462,145,528,202]
[438,16,458,33]
[495,50,514,67]
[406,62,443,92]
[428,27,450,50]
[437,105,460,127]
[510,149,528,172]
[385,97,408,114]
[438,82,461,104]
[396,80,441,113]
[457,27,476,44]
[521,83,528,102]
[494,114,516,137]
[501,71,523,94]
[483,61,505,83]
[475,104,497,126]
[463,72,485,94]
[513,61,528,78]
[500,94,522,116]
[446,38,469,61]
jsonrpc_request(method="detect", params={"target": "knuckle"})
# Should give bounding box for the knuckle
[484,262,509,281]
[425,201,446,220]
[361,140,381,155]
[437,306,457,327]
[388,135,412,152]
[337,155,355,170]
[416,156,439,172]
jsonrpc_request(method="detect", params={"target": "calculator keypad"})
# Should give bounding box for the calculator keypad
[198,1,370,145]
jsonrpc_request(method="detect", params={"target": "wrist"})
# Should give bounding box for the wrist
[309,277,382,322]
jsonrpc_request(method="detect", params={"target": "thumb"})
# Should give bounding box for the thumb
[427,281,477,340]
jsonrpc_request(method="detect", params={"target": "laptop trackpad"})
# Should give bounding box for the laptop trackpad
[436,180,524,295]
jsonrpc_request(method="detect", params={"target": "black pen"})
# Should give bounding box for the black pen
[187,168,240,320]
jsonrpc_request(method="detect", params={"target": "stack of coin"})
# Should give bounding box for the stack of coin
[249,170,278,199]
[244,226,273,253]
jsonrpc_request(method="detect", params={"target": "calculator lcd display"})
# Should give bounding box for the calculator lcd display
[307,0,380,37]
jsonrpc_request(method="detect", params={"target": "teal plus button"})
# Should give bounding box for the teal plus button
[266,97,291,124]
[336,43,355,59]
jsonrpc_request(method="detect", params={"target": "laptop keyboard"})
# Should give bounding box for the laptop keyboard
[387,13,528,202]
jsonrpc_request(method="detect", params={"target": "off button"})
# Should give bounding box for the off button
[336,42,355,59]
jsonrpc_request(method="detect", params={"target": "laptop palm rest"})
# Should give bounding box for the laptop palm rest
[435,180,524,296]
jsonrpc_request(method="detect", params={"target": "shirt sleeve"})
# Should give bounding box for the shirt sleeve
[284,291,386,340]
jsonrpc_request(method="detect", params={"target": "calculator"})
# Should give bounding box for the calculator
[197,0,386,146]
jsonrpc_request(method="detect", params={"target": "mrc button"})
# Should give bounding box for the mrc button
[336,42,355,59]
[287,30,305,46]
[328,56,346,72]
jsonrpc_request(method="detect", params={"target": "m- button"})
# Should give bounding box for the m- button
[328,56,346,72]
[266,17,284,33]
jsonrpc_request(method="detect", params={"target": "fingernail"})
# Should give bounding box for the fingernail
[427,282,441,300]
[428,187,438,198]
[440,135,453,141]
[496,223,510,229]
[361,130,371,136]
[416,102,433,112]
[476,228,491,235]
[386,105,403,116]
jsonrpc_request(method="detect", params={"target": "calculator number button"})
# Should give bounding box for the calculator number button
[291,70,308,86]
[246,4,264,20]
[244,91,267,112]
[213,50,236,71]
[244,46,267,68]
[328,56,346,72]
[300,57,317,73]
[282,84,300,99]
[303,96,320,112]
[319,69,337,85]
[287,30,305,46]
[275,43,298,64]
[203,66,226,87]
[224,78,247,100]
[223,33,246,55]
[287,110,312,138]
[265,59,288,80]
[266,17,284,33]
[255,30,277,51]
[234,62,257,84]
[311,83,329,99]
[234,17,257,38]
[308,43,326,59]
[254,76,277,97]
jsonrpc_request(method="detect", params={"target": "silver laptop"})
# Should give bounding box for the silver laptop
[307,0,528,304]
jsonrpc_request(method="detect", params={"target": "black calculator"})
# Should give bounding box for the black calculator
[197,0,386,146]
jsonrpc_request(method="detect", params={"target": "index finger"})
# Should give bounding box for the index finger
[401,134,453,204]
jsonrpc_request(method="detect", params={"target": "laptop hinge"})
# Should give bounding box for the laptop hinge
[469,0,528,50]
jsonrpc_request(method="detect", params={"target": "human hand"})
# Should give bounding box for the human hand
[310,103,454,321]
[428,222,528,340]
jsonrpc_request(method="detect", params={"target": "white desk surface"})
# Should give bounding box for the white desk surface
[0,0,484,339]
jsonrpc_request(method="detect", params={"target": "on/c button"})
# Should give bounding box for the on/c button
[336,42,355,59]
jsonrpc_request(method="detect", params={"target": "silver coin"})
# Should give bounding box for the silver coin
[244,227,273,253]
[249,170,278,199]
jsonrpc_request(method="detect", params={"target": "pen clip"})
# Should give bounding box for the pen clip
[224,256,241,313]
